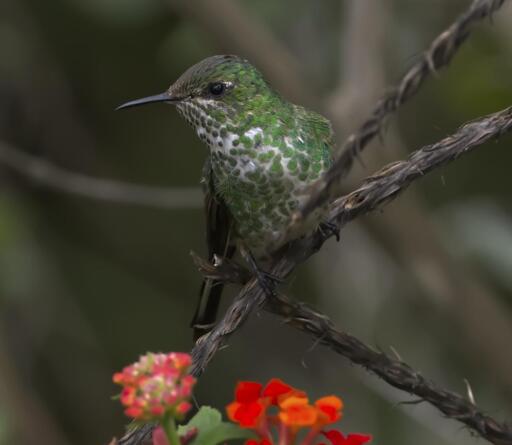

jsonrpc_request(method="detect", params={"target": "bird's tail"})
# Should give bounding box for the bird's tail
[190,278,226,340]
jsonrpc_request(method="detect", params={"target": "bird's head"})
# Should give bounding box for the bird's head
[117,55,279,139]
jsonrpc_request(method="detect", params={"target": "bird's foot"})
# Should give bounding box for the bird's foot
[253,267,279,297]
[190,251,251,284]
[240,246,281,297]
[260,270,284,284]
[319,221,340,242]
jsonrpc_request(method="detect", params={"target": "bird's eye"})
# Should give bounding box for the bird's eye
[208,82,226,97]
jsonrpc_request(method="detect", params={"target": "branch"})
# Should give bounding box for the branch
[116,1,512,443]
[0,141,202,209]
[324,106,512,227]
[265,293,512,445]
[163,0,512,393]
[119,105,512,445]
[300,0,509,218]
[191,106,512,440]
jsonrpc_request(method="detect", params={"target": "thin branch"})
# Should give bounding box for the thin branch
[265,293,512,445]
[116,2,512,443]
[191,106,512,440]
[322,0,512,393]
[163,0,512,394]
[300,0,509,219]
[324,106,512,227]
[119,105,512,445]
[0,141,202,209]
[200,104,512,370]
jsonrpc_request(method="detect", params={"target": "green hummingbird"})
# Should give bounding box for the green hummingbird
[118,55,334,338]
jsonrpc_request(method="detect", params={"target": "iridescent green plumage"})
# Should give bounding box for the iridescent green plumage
[118,55,335,336]
[172,55,333,255]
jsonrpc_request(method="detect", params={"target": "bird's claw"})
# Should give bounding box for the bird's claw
[240,246,281,297]
[255,269,278,297]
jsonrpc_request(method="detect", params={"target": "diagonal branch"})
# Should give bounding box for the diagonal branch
[116,2,512,443]
[265,293,512,445]
[119,105,512,445]
[192,105,512,381]
[191,106,512,441]
[0,141,202,209]
[300,0,509,219]
[325,106,512,227]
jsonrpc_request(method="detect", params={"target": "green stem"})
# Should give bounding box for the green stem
[163,415,181,445]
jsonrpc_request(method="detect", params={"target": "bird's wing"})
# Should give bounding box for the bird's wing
[203,160,234,260]
[190,158,236,339]
[307,110,335,166]
[296,106,335,167]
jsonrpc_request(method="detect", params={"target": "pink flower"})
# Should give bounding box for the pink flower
[113,352,196,421]
[152,427,169,445]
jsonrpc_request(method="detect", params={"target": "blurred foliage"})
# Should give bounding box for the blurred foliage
[0,1,511,445]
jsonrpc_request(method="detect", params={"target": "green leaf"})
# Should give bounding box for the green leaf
[178,407,256,445]
[196,422,255,445]
[178,406,221,435]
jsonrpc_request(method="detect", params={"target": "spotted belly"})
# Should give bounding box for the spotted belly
[176,100,332,256]
[210,144,327,257]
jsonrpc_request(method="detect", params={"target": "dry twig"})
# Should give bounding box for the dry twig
[119,104,512,445]
[265,293,512,445]
[115,2,512,444]
[0,141,202,209]
[300,0,508,218]
[164,0,512,393]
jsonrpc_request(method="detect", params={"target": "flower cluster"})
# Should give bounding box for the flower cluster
[112,358,372,445]
[113,352,195,421]
[226,379,371,445]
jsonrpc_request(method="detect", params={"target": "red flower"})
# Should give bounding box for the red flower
[262,378,294,405]
[227,381,268,428]
[226,378,372,445]
[245,439,272,445]
[236,381,263,403]
[322,430,372,445]
[227,399,266,427]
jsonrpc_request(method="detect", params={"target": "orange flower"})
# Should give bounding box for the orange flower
[226,378,370,445]
[278,396,318,428]
[314,396,343,426]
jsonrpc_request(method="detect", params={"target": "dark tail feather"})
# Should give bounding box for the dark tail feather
[191,279,226,340]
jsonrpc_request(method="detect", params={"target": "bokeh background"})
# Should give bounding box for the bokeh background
[1,1,511,444]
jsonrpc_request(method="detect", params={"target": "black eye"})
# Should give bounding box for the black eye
[208,82,225,96]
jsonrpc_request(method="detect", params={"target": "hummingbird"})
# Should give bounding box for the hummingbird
[118,55,334,338]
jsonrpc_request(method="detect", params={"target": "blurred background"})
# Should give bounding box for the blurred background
[1,0,511,444]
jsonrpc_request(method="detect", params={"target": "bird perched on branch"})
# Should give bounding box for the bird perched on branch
[118,55,335,339]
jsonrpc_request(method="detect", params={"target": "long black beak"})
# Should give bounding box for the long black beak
[116,92,178,110]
